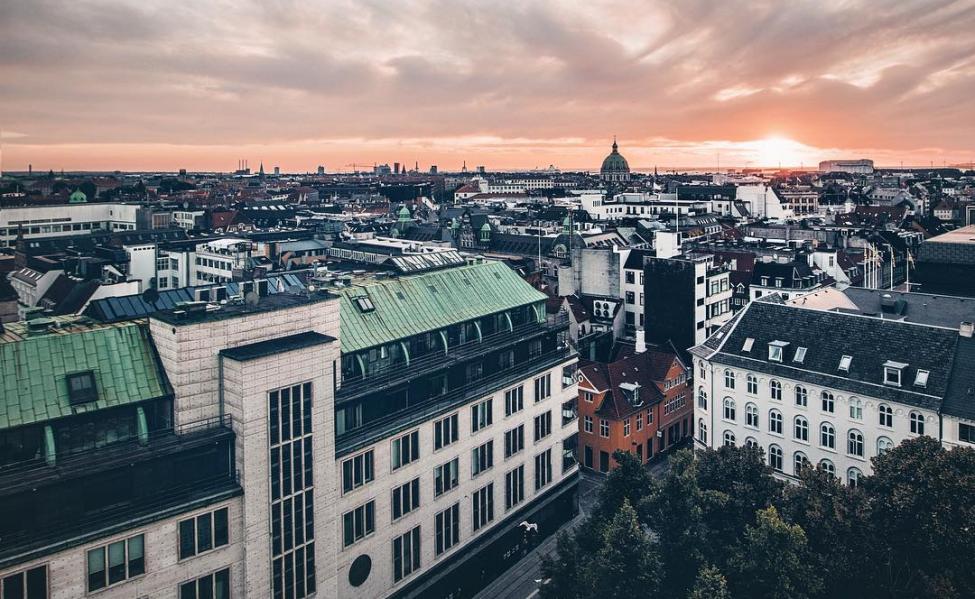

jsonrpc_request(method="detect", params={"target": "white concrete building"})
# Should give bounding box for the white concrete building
[0,203,143,247]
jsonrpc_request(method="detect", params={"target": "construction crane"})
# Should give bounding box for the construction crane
[344,163,369,174]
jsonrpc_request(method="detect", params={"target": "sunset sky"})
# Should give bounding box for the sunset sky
[2,0,975,172]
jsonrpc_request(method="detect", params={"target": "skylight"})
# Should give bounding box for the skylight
[354,297,375,312]
[742,337,755,352]
[914,369,930,387]
[838,355,852,371]
[67,370,98,405]
[768,340,789,362]
[793,347,807,363]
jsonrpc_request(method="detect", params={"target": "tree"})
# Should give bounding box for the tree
[539,531,586,599]
[595,449,655,520]
[689,564,730,599]
[589,500,661,599]
[726,506,822,599]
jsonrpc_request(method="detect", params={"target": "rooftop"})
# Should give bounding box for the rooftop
[152,289,334,326]
[924,225,975,245]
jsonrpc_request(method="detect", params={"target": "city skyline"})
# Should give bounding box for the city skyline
[2,0,975,171]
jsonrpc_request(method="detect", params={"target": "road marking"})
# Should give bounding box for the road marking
[525,590,540,599]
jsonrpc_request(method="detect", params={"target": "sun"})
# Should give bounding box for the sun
[753,135,807,168]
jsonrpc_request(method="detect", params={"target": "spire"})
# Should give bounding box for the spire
[612,135,618,153]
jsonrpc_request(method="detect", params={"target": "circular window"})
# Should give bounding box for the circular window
[349,554,372,587]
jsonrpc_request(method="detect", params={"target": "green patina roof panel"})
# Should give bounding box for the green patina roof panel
[337,260,546,353]
[0,321,170,430]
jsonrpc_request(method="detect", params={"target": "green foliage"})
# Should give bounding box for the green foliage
[688,564,730,599]
[595,449,655,520]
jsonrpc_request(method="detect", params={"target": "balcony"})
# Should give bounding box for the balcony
[337,312,570,403]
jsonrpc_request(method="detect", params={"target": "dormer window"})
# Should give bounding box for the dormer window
[742,337,755,352]
[354,297,375,312]
[67,370,98,405]
[838,355,852,372]
[883,361,907,386]
[619,382,643,407]
[761,277,769,286]
[914,369,930,387]
[768,341,789,362]
[793,347,807,364]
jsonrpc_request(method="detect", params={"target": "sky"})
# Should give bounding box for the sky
[2,0,975,173]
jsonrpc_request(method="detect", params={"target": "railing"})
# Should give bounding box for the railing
[337,312,569,401]
[336,344,576,456]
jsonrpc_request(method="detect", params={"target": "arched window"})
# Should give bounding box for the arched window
[795,385,808,407]
[745,437,758,449]
[819,459,835,476]
[723,398,736,421]
[768,445,783,471]
[847,467,862,488]
[879,404,893,427]
[821,391,835,413]
[770,380,782,401]
[794,416,809,442]
[877,436,893,455]
[793,451,809,474]
[745,403,759,428]
[724,369,735,389]
[747,374,758,395]
[820,422,835,449]
[848,429,864,457]
[910,411,925,435]
[769,410,783,434]
[723,431,736,447]
[849,397,863,420]
[697,387,708,410]
[698,419,707,444]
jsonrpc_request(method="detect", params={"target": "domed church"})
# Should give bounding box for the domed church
[600,137,630,182]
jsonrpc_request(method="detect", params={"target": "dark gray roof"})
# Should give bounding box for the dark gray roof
[694,301,959,411]
[839,288,975,330]
[221,331,335,361]
[943,335,975,421]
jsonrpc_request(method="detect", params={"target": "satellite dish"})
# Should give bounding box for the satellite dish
[244,291,260,306]
[142,288,160,306]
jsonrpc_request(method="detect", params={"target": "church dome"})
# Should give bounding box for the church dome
[68,189,87,203]
[600,138,630,182]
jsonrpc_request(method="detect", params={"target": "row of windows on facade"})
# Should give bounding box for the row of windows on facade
[700,385,927,432]
[346,452,553,585]
[583,409,654,437]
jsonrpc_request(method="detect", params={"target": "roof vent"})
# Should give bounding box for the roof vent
[961,321,974,338]
[27,317,56,335]
[880,293,896,312]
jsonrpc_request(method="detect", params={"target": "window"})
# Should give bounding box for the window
[505,386,524,416]
[914,369,930,387]
[723,431,736,447]
[744,437,758,449]
[647,408,653,424]
[742,337,755,352]
[534,411,553,442]
[819,459,835,476]
[472,440,494,477]
[910,411,925,435]
[583,415,593,433]
[534,449,553,490]
[746,374,758,395]
[434,414,458,450]
[434,458,460,497]
[848,430,864,457]
[67,370,98,405]
[745,403,759,428]
[87,534,145,591]
[0,565,47,599]
[471,483,495,532]
[769,410,782,434]
[698,420,708,444]
[636,413,643,431]
[877,437,894,455]
[879,404,893,427]
[768,445,783,471]
[794,416,809,442]
[770,380,782,401]
[849,398,863,420]
[342,501,376,548]
[505,465,525,509]
[847,468,862,488]
[821,391,834,413]
[960,422,975,444]
[179,568,230,599]
[768,341,787,362]
[471,399,493,432]
[884,361,906,386]
[820,422,835,449]
[795,385,808,407]
[341,452,374,494]
[179,507,229,560]
[393,526,421,582]
[504,425,525,458]
[838,355,852,371]
[392,431,420,470]
[599,419,610,438]
[697,388,708,410]
[794,452,809,474]
[724,369,735,389]
[534,374,551,402]
[435,503,460,556]
[392,478,421,521]
[723,398,736,421]
[793,347,807,363]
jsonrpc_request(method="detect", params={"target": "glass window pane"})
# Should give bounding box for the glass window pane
[128,535,145,577]
[3,573,24,599]
[215,569,230,599]
[198,574,214,599]
[107,541,126,584]
[197,513,213,553]
[179,519,196,559]
[214,508,229,547]
[26,567,47,599]
[180,581,197,599]
[87,548,106,590]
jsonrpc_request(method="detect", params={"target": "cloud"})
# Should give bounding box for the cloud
[1,0,974,169]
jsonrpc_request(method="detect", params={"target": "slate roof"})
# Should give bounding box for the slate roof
[691,300,959,411]
[943,335,975,421]
[0,318,171,430]
[335,260,546,353]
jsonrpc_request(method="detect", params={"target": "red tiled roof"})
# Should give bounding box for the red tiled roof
[579,348,683,419]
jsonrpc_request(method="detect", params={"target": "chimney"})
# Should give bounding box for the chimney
[961,321,974,338]
[635,329,647,353]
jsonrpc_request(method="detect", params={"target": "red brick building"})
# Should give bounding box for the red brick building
[577,344,692,472]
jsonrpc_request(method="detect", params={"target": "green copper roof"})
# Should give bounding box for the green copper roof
[337,260,546,353]
[0,320,171,430]
[68,189,87,203]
